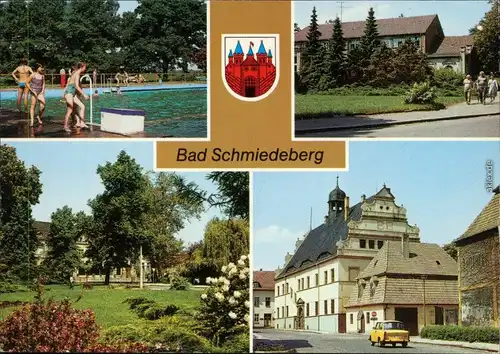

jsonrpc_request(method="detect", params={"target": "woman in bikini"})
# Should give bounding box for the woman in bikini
[63,62,90,132]
[11,57,33,112]
[26,64,46,127]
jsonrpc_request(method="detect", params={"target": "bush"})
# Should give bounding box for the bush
[420,325,499,344]
[143,304,179,320]
[123,297,155,310]
[0,282,26,294]
[219,332,250,352]
[0,297,100,352]
[432,68,464,89]
[196,255,250,346]
[170,276,190,291]
[102,321,213,352]
[404,82,437,104]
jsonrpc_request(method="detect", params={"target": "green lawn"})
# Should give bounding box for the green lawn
[295,95,464,119]
[0,285,202,329]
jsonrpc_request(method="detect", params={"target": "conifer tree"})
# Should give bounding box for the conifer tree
[300,6,324,91]
[320,17,346,89]
[360,7,380,58]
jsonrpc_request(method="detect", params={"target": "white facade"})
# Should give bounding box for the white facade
[253,289,275,328]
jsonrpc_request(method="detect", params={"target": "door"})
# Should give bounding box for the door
[338,313,346,333]
[244,77,256,97]
[357,310,366,333]
[296,305,305,330]
[264,314,272,328]
[395,307,419,336]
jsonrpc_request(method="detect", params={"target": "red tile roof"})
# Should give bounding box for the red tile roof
[295,15,438,42]
[253,270,275,290]
[431,35,474,56]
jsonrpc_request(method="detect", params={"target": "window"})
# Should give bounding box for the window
[360,239,367,248]
[277,286,280,296]
[254,314,259,323]
[324,270,328,284]
[254,297,260,307]
[331,269,335,282]
[306,303,310,317]
[286,283,289,294]
[265,297,271,308]
[282,306,285,317]
[277,308,280,318]
[331,299,335,314]
[282,284,284,294]
[314,273,318,286]
[350,314,354,324]
[286,306,289,317]
[366,312,370,324]
[369,240,375,249]
[116,267,121,275]
[315,301,319,316]
[301,278,305,289]
[297,279,301,291]
[307,276,310,288]
[324,300,328,315]
[377,241,384,249]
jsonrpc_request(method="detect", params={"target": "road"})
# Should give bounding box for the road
[298,115,500,138]
[253,329,493,353]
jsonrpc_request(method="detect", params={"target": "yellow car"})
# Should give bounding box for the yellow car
[369,320,409,348]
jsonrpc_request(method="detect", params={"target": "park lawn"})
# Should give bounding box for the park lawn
[295,95,464,119]
[0,285,203,329]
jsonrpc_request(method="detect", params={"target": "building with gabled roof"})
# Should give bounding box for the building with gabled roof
[294,14,476,74]
[345,240,458,336]
[254,270,276,328]
[454,185,500,328]
[274,178,421,333]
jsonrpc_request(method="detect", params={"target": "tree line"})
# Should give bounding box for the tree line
[0,0,207,73]
[0,145,248,285]
[297,2,499,93]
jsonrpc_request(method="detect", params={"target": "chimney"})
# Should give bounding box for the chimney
[344,196,350,221]
[285,252,293,264]
[361,194,366,202]
[401,233,409,258]
[324,215,328,223]
[260,268,263,271]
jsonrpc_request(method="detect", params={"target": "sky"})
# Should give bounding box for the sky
[294,1,491,36]
[253,141,500,271]
[5,141,223,246]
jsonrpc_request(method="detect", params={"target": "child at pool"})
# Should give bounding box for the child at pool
[26,63,46,127]
[63,62,89,132]
[93,89,99,97]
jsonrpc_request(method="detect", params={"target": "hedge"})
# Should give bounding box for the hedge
[420,325,499,344]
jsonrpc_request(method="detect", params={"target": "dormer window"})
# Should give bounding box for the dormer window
[253,282,260,288]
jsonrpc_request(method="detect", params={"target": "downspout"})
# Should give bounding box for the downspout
[317,263,320,331]
[422,275,427,328]
[457,248,462,326]
[284,278,287,330]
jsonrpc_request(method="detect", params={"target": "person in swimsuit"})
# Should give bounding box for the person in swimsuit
[11,57,33,112]
[26,63,46,127]
[63,62,90,132]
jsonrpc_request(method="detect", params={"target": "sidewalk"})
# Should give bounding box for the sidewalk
[410,336,500,352]
[295,98,500,134]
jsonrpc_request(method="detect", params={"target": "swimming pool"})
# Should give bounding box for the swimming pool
[0,88,207,137]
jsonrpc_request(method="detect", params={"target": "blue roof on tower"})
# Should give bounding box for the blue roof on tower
[228,49,233,57]
[234,41,243,55]
[247,46,254,56]
[257,41,266,54]
[268,49,273,57]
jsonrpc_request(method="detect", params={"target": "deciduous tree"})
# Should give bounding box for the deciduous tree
[470,0,500,74]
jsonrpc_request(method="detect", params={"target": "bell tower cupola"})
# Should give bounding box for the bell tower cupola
[327,176,346,220]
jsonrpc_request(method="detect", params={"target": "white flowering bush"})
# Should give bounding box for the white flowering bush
[196,255,250,347]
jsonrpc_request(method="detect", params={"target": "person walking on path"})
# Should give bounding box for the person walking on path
[487,72,498,103]
[63,62,90,132]
[11,57,33,112]
[69,275,74,289]
[60,67,66,88]
[476,71,488,104]
[463,74,473,105]
[26,63,46,127]
[92,67,97,86]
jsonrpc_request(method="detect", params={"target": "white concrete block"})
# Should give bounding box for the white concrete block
[100,108,145,135]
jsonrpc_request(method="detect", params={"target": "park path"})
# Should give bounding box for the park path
[295,97,499,135]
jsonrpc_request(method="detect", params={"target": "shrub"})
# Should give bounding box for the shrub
[85,341,150,353]
[219,331,250,352]
[170,276,190,291]
[196,255,250,346]
[0,282,26,294]
[143,304,179,320]
[135,302,156,318]
[432,68,463,89]
[420,325,499,344]
[404,82,437,104]
[0,296,100,352]
[123,297,155,310]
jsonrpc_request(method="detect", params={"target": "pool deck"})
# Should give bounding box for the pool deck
[0,109,170,138]
[0,83,207,100]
